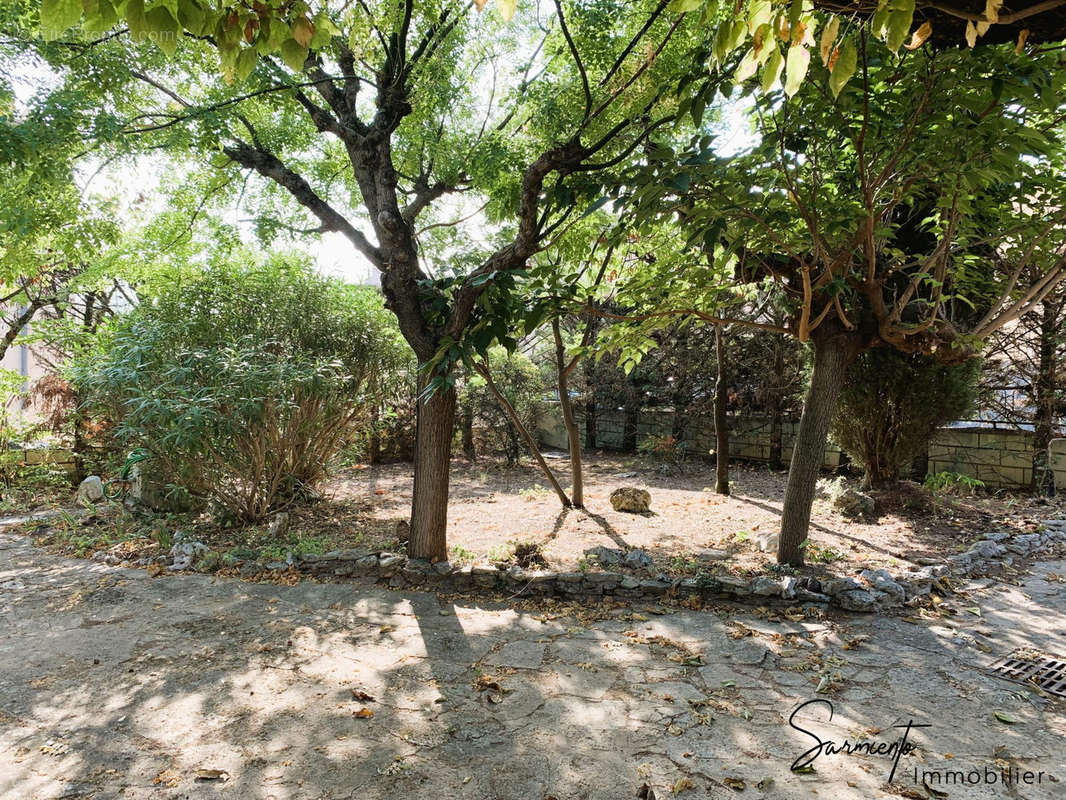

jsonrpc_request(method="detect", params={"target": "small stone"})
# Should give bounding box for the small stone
[832,488,875,518]
[584,546,624,566]
[859,568,905,603]
[623,549,653,569]
[432,560,454,576]
[755,531,779,553]
[820,577,862,596]
[836,589,877,612]
[76,476,105,505]
[267,512,290,538]
[619,575,641,590]
[609,487,651,513]
[378,553,405,575]
[750,576,784,597]
[967,540,1006,559]
[168,541,208,570]
[698,548,729,562]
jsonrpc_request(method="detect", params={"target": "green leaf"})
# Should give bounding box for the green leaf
[145,6,180,56]
[176,0,204,35]
[280,38,308,71]
[885,0,916,52]
[784,44,810,97]
[993,711,1017,724]
[234,48,258,81]
[667,0,703,10]
[125,0,148,41]
[310,11,338,49]
[761,45,784,92]
[40,0,83,37]
[82,0,118,33]
[829,39,857,98]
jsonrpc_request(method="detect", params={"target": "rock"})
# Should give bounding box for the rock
[796,576,823,594]
[267,512,290,538]
[820,576,862,596]
[781,575,798,600]
[836,589,878,612]
[1006,533,1042,555]
[432,560,454,576]
[796,589,831,604]
[754,531,779,553]
[967,540,1006,559]
[169,541,208,570]
[698,548,730,562]
[859,569,905,603]
[378,553,404,574]
[750,576,785,597]
[609,487,651,513]
[623,548,653,569]
[832,488,875,518]
[76,476,105,505]
[584,546,624,566]
[983,531,1010,542]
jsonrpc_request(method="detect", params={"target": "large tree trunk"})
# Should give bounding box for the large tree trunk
[778,326,857,565]
[1032,297,1061,494]
[714,324,730,495]
[408,374,456,562]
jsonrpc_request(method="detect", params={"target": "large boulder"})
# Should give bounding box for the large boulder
[610,487,651,513]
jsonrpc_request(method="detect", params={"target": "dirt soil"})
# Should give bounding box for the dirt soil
[22,452,1065,583]
[317,452,1062,578]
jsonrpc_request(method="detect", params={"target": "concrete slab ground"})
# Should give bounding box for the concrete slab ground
[1,523,1064,799]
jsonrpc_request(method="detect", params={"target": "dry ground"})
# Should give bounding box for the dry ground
[319,452,1060,578]
[18,452,1064,583]
[2,520,1064,800]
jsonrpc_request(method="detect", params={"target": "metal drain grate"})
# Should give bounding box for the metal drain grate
[989,654,1066,698]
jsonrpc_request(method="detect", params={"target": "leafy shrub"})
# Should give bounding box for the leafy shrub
[832,349,980,488]
[460,347,547,465]
[924,471,985,495]
[76,256,412,521]
[638,433,687,466]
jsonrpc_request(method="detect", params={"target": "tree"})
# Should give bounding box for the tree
[32,0,708,560]
[617,33,1066,564]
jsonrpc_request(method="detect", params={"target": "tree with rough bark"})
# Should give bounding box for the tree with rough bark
[617,34,1066,564]
[29,0,716,560]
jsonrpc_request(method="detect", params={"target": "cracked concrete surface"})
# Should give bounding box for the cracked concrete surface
[1,523,1064,799]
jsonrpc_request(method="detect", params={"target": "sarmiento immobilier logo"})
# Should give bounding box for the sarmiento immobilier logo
[788,699,1053,792]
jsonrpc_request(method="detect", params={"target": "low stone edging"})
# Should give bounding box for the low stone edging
[156,519,1066,614]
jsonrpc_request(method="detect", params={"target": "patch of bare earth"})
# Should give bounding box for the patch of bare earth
[321,452,1064,579]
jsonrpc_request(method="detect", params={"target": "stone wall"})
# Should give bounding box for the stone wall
[537,405,842,470]
[537,405,1065,490]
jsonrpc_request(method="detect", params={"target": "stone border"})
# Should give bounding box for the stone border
[143,519,1066,614]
